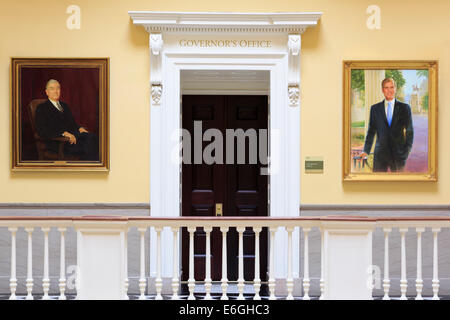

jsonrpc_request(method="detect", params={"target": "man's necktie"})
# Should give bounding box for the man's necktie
[387,101,393,126]
[56,102,63,112]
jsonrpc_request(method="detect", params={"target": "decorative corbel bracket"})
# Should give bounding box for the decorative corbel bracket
[288,34,301,107]
[149,33,163,106]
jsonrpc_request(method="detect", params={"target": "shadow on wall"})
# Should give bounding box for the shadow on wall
[127,18,149,48]
[301,16,322,51]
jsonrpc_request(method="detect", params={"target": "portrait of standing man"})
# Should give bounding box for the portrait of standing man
[360,78,414,172]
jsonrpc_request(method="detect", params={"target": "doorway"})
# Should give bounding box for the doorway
[181,94,269,287]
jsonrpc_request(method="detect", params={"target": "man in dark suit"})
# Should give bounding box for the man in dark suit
[35,79,99,161]
[360,78,414,172]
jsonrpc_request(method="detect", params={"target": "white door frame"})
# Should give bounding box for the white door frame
[129,11,321,293]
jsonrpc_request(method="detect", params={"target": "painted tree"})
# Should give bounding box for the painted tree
[385,70,406,90]
[351,69,365,94]
[417,70,429,111]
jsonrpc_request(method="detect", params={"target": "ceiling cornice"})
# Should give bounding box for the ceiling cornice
[128,11,322,33]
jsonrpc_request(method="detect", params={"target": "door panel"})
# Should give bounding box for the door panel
[182,95,225,281]
[225,95,268,281]
[182,95,268,284]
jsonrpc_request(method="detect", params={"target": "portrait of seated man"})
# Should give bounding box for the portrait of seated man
[35,79,99,161]
[360,77,414,172]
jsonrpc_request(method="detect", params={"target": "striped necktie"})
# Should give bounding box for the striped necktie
[56,101,63,112]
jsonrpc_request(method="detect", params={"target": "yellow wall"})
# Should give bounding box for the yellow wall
[0,0,449,204]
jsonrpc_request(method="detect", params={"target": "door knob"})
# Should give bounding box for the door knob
[215,203,223,216]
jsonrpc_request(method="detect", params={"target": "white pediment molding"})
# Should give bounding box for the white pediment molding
[129,11,322,107]
[128,11,322,33]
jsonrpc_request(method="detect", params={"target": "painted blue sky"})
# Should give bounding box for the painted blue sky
[401,69,427,97]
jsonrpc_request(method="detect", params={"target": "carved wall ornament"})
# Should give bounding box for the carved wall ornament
[288,85,300,107]
[151,84,162,106]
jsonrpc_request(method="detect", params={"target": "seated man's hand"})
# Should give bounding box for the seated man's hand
[359,152,368,158]
[79,127,89,133]
[62,131,77,144]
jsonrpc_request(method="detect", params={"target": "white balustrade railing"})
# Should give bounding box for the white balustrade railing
[0,216,449,300]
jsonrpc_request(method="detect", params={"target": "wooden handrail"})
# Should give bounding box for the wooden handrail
[0,215,449,221]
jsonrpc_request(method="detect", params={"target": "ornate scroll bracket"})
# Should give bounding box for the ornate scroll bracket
[150,33,163,55]
[287,34,301,107]
[150,33,163,106]
[288,85,300,107]
[151,84,162,106]
[288,34,301,56]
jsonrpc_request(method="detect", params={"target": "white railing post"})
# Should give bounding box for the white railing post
[8,227,18,300]
[286,227,294,300]
[42,227,50,300]
[268,227,277,300]
[399,228,408,300]
[220,226,229,300]
[58,227,67,300]
[75,221,128,300]
[171,227,179,300]
[322,221,374,300]
[382,228,391,300]
[253,227,262,300]
[138,227,147,300]
[187,226,196,300]
[237,226,245,300]
[319,227,324,300]
[25,227,34,300]
[204,226,213,300]
[303,227,311,300]
[415,227,424,300]
[155,226,163,300]
[432,228,440,300]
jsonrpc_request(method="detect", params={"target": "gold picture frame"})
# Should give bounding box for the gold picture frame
[343,60,437,181]
[11,58,109,171]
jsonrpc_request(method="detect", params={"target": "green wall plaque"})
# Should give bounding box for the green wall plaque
[305,156,324,174]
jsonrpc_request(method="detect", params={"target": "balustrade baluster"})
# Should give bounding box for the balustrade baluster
[415,228,424,300]
[237,227,245,300]
[382,228,391,300]
[42,227,50,300]
[138,228,147,300]
[432,228,440,300]
[25,227,34,300]
[303,227,311,300]
[253,227,261,300]
[171,227,179,300]
[319,228,324,300]
[58,228,67,300]
[399,228,408,300]
[268,227,276,300]
[204,226,213,300]
[8,227,17,300]
[286,227,294,300]
[123,229,129,300]
[155,227,163,300]
[187,226,196,300]
[220,227,229,300]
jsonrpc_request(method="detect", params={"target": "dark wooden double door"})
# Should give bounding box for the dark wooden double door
[181,95,268,285]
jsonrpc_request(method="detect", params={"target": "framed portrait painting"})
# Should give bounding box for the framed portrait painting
[11,58,109,171]
[343,61,437,181]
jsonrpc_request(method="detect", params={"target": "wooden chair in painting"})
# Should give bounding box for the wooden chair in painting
[27,98,79,161]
